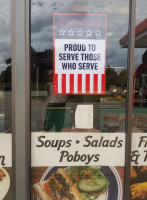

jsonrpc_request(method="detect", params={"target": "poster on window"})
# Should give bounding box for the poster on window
[0,134,12,200]
[53,13,107,94]
[31,132,124,200]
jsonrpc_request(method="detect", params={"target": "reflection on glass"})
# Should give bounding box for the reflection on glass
[133,46,147,108]
[31,0,129,133]
[130,1,147,200]
[0,0,12,133]
[0,0,12,199]
[44,72,66,132]
[31,1,129,200]
[133,0,147,134]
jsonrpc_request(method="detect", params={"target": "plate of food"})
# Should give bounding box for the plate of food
[33,166,122,200]
[130,166,147,200]
[0,167,10,199]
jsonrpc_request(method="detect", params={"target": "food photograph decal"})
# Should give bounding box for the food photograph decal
[31,132,124,200]
[0,167,10,200]
[33,166,123,200]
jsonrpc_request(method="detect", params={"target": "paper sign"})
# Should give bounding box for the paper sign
[53,13,107,94]
[75,105,93,129]
[31,132,125,167]
[0,134,12,167]
[131,133,147,166]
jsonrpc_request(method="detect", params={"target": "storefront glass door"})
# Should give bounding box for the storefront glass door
[130,0,147,198]
[1,0,147,199]
[30,1,129,199]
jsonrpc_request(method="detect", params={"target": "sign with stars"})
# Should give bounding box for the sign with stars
[53,13,107,94]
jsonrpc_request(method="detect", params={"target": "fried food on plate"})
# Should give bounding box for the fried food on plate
[0,168,6,181]
[130,182,147,200]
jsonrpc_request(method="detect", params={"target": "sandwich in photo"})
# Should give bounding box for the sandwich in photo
[33,168,83,200]
[33,166,109,200]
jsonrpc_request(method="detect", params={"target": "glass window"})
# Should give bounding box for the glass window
[31,1,129,199]
[130,1,147,199]
[0,0,12,199]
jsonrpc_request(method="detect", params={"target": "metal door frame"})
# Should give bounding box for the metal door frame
[12,0,30,199]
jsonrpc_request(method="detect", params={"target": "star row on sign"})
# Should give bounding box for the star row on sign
[58,28,101,37]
